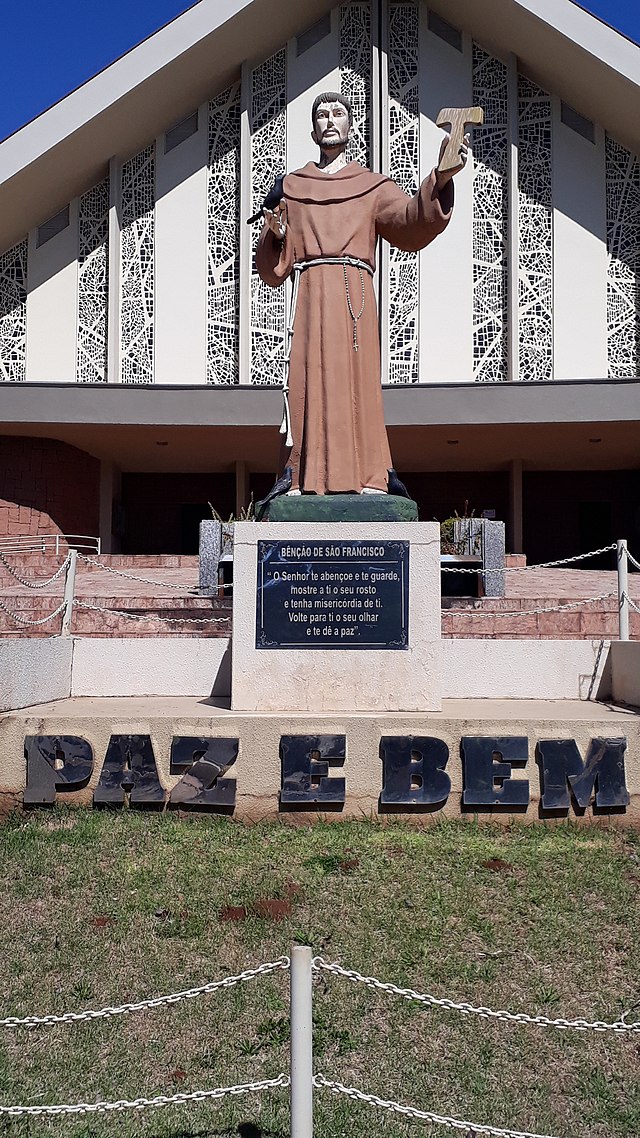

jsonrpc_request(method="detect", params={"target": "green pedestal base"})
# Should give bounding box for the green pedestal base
[264,494,419,522]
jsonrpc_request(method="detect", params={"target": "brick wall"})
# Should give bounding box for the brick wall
[0,437,100,540]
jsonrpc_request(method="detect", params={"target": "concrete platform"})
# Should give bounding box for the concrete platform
[2,696,638,824]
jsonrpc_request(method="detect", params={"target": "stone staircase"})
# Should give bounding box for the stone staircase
[0,553,637,639]
[0,554,231,637]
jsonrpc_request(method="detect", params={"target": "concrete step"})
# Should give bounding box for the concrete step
[2,695,637,824]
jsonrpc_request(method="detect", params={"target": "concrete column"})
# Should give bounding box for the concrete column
[508,458,523,554]
[107,156,122,384]
[507,53,519,383]
[235,460,249,517]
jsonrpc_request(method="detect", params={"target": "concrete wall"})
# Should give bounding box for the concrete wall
[0,638,72,713]
[25,202,78,383]
[1,695,637,825]
[442,639,609,701]
[71,637,231,698]
[67,636,607,702]
[608,642,640,708]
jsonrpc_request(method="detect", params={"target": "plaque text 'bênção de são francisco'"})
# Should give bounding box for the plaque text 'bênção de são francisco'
[256,540,409,649]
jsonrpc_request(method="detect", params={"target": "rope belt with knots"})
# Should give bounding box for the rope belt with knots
[279,256,375,448]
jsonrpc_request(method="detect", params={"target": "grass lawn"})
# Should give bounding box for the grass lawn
[0,812,639,1138]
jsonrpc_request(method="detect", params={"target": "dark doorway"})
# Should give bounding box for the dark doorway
[578,501,614,569]
[122,473,235,553]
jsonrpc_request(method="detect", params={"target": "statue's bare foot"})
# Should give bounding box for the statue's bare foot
[361,487,385,495]
[286,488,302,496]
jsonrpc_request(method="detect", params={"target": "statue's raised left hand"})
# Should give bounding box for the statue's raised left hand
[264,198,287,240]
[435,132,470,189]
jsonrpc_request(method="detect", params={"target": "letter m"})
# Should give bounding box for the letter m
[538,737,629,811]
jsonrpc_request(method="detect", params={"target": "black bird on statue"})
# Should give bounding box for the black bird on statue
[247,174,286,225]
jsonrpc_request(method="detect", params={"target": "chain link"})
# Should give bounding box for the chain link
[0,958,289,1029]
[0,1075,290,1118]
[313,1074,560,1138]
[626,548,640,572]
[441,591,616,620]
[440,543,617,574]
[624,593,640,615]
[312,958,640,1034]
[78,555,197,593]
[0,552,70,589]
[74,599,230,625]
[0,597,66,627]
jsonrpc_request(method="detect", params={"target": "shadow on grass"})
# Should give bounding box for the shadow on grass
[151,1124,286,1138]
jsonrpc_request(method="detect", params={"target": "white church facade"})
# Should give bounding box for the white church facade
[0,0,638,559]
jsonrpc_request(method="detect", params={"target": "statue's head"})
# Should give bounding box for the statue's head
[311,92,353,150]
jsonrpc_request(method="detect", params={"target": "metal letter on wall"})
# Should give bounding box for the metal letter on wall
[169,736,238,810]
[207,84,241,385]
[23,736,94,806]
[605,136,640,379]
[93,734,165,806]
[517,76,553,382]
[472,45,508,383]
[77,179,109,382]
[380,736,451,809]
[387,0,420,385]
[120,145,155,383]
[280,735,346,808]
[537,737,629,812]
[0,239,27,383]
[249,50,287,385]
[462,736,529,808]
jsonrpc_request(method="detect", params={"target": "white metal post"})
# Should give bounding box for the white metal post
[61,549,77,637]
[617,539,629,642]
[290,945,313,1138]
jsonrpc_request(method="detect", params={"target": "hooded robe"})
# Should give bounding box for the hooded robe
[256,162,453,495]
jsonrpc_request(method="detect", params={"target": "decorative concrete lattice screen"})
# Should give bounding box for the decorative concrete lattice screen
[120,144,155,383]
[207,83,241,385]
[77,179,109,383]
[249,49,287,386]
[387,0,420,385]
[606,136,640,378]
[471,45,508,383]
[518,77,553,382]
[0,240,27,383]
[340,2,372,169]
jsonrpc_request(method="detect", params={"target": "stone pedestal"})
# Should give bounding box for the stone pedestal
[231,521,441,713]
[266,494,418,522]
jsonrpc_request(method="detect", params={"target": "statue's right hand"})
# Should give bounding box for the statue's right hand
[264,198,287,240]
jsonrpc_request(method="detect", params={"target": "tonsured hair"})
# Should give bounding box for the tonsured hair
[311,91,353,127]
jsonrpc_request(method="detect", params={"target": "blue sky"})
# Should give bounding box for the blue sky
[0,0,638,143]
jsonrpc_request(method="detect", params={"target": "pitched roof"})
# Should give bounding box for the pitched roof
[0,0,638,252]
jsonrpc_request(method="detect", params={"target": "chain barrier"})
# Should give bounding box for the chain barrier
[440,543,617,574]
[313,1074,559,1138]
[0,551,70,590]
[625,593,640,615]
[626,548,640,572]
[0,597,66,627]
[441,591,616,620]
[0,957,289,1028]
[0,1075,290,1119]
[77,555,197,593]
[74,599,230,626]
[312,958,640,1035]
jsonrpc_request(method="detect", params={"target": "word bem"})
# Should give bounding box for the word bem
[22,733,630,814]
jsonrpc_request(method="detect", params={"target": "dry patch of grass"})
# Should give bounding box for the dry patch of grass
[0,813,639,1138]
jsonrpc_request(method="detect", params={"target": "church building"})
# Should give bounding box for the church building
[0,0,638,561]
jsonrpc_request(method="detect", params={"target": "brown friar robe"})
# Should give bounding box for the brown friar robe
[256,162,454,495]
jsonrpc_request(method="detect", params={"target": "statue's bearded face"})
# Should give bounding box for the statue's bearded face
[311,100,350,148]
